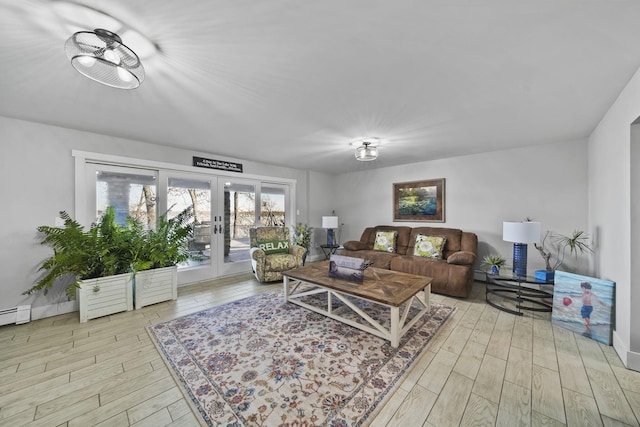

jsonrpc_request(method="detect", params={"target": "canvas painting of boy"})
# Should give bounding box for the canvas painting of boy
[552,271,615,345]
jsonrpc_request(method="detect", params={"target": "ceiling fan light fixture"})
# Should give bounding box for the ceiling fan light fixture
[65,28,145,89]
[355,141,378,161]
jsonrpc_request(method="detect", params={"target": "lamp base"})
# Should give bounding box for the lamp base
[512,243,528,277]
[327,229,335,246]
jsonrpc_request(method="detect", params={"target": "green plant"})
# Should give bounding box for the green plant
[482,255,506,269]
[140,207,197,269]
[24,206,135,299]
[534,229,593,271]
[291,223,313,249]
[24,206,197,299]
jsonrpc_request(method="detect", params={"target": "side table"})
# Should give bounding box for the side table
[485,272,554,316]
[320,244,340,260]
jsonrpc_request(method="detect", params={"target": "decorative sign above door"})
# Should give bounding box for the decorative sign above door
[193,156,243,173]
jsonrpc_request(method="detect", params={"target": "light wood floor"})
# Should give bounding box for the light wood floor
[1,273,639,427]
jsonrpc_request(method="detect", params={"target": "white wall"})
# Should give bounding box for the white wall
[589,65,640,370]
[0,116,310,312]
[334,139,590,275]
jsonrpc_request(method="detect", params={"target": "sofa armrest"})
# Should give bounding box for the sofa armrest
[447,251,476,265]
[289,244,306,258]
[250,247,266,261]
[343,240,368,251]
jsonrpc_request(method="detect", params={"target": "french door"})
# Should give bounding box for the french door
[162,174,261,281]
[162,172,217,283]
[84,162,288,284]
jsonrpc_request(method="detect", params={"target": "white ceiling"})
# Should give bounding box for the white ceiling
[1,1,640,174]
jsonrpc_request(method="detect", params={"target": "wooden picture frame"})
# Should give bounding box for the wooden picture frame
[393,178,445,222]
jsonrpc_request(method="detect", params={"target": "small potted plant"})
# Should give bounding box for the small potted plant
[291,223,313,265]
[482,254,506,275]
[534,229,593,280]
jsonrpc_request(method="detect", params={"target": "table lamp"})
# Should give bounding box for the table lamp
[322,216,339,246]
[503,221,541,277]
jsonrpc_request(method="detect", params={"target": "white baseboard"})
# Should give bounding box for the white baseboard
[613,330,640,372]
[31,300,78,320]
[627,348,640,372]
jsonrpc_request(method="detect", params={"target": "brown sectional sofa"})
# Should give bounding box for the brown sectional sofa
[341,225,478,298]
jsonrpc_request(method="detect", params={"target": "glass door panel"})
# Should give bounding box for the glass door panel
[164,174,217,283]
[88,164,158,227]
[221,180,256,274]
[260,184,286,226]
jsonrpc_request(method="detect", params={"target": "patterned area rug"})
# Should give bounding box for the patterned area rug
[147,290,455,426]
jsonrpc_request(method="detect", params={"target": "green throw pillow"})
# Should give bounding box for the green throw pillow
[414,234,446,259]
[257,239,289,255]
[373,231,397,253]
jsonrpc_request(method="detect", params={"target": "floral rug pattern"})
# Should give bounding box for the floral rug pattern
[147,290,454,426]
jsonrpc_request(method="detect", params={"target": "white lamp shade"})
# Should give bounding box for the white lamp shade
[322,216,339,229]
[503,221,541,244]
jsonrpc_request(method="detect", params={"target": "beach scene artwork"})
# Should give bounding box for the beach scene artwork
[552,271,615,345]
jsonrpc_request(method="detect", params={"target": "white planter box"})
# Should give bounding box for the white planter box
[78,273,133,323]
[134,266,178,310]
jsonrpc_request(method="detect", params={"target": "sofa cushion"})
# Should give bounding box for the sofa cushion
[264,253,299,271]
[343,240,368,251]
[447,251,476,265]
[358,226,413,255]
[414,234,446,259]
[373,231,397,253]
[339,249,398,270]
[257,239,290,255]
[408,227,463,258]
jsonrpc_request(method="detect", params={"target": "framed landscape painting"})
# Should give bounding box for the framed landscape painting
[552,271,615,345]
[393,178,445,222]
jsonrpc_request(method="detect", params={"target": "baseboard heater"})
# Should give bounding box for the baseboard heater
[0,305,31,326]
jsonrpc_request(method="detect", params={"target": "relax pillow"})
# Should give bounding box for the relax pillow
[257,239,290,255]
[414,234,446,259]
[373,231,397,253]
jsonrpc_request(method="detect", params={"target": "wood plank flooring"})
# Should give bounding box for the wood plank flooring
[1,273,638,426]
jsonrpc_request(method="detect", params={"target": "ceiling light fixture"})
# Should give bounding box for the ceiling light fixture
[65,28,145,89]
[355,141,379,161]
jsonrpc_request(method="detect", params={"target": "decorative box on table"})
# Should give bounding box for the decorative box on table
[328,254,373,283]
[535,270,555,282]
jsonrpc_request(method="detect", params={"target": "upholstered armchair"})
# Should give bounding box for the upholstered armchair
[249,227,306,282]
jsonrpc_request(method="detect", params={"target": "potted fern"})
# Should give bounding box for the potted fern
[133,207,196,309]
[24,206,135,322]
[25,206,197,320]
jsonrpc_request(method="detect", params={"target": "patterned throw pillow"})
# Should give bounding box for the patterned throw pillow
[257,240,289,255]
[373,231,397,253]
[414,234,446,259]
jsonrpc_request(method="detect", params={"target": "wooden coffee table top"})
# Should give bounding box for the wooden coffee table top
[283,261,431,307]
